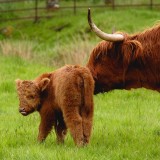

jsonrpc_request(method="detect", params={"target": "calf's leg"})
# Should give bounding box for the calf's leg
[54,111,67,144]
[63,107,84,147]
[81,108,93,145]
[38,109,55,142]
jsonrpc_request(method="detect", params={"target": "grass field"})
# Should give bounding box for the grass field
[0,7,160,160]
[0,55,160,159]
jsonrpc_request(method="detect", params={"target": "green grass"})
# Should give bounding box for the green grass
[1,9,160,45]
[0,55,160,159]
[0,7,160,160]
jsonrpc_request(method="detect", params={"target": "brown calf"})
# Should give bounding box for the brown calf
[16,65,94,146]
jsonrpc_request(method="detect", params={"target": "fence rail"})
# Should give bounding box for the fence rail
[0,0,160,22]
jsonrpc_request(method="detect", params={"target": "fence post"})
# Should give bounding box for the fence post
[112,0,115,10]
[35,0,38,22]
[73,0,76,15]
[150,0,153,9]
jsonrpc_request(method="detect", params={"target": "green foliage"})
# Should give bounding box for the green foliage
[0,8,160,67]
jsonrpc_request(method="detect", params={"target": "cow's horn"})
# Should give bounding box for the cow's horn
[88,8,124,42]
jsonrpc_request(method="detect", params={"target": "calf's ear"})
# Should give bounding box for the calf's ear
[15,79,22,87]
[39,78,50,91]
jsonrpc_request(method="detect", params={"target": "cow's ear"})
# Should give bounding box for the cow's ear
[39,78,50,91]
[15,79,23,87]
[122,40,142,67]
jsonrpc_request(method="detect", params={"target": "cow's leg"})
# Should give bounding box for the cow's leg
[63,107,84,147]
[38,109,55,142]
[81,106,93,145]
[54,111,67,144]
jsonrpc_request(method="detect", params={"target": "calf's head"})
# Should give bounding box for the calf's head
[15,78,50,116]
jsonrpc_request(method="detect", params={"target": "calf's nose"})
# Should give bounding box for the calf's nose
[19,108,25,112]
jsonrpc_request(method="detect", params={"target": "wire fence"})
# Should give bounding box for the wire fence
[0,0,160,22]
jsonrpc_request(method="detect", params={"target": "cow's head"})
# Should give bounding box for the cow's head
[87,9,142,93]
[15,78,50,116]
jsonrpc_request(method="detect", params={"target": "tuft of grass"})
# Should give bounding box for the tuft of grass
[0,39,36,60]
[52,35,96,66]
[0,36,95,67]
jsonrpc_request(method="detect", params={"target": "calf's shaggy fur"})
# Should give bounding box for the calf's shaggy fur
[16,65,94,146]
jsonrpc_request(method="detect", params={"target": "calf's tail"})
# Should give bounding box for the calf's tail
[79,71,94,144]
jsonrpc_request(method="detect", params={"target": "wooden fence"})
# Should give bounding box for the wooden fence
[0,0,159,22]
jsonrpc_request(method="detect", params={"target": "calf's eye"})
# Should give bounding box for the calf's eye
[27,95,35,99]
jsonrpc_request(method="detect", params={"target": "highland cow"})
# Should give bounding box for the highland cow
[16,65,94,146]
[87,9,160,94]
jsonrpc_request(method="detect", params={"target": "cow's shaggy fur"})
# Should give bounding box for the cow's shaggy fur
[87,24,160,94]
[16,65,94,146]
